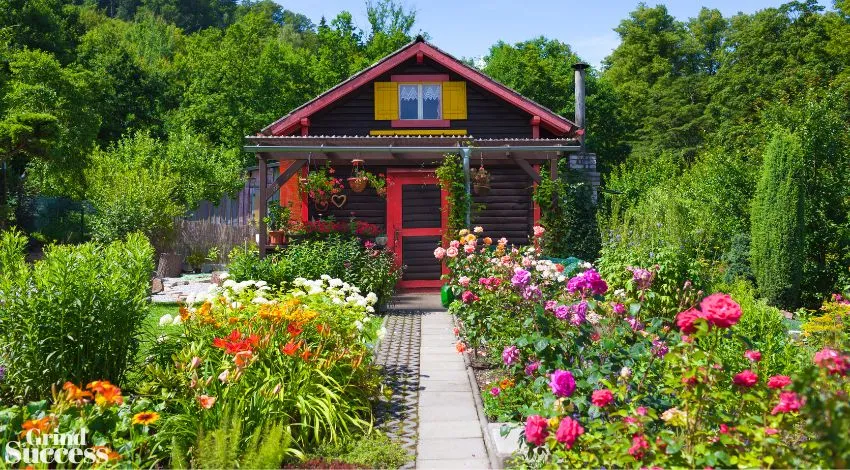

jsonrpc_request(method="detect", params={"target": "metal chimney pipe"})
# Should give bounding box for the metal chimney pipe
[573,62,589,150]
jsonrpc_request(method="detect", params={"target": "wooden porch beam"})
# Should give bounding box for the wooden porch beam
[257,154,268,258]
[263,159,306,202]
[510,156,541,183]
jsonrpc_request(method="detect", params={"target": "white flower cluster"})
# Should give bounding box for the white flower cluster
[292,275,378,314]
[532,259,567,283]
[158,312,183,327]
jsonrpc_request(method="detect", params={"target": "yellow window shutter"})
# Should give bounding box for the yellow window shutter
[374,82,399,120]
[442,81,467,120]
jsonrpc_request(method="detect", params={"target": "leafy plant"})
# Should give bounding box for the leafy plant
[0,229,154,402]
[436,153,470,234]
[299,164,343,203]
[533,169,600,261]
[264,202,291,231]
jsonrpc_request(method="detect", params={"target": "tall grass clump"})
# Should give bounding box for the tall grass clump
[0,229,154,402]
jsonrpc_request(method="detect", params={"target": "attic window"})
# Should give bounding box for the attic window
[399,84,441,120]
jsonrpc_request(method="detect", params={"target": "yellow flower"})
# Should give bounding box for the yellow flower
[132,411,160,426]
[548,417,560,428]
[458,229,469,236]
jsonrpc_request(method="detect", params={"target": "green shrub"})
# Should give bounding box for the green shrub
[311,432,410,469]
[750,130,805,308]
[228,235,401,306]
[533,170,600,260]
[721,232,754,283]
[0,229,154,402]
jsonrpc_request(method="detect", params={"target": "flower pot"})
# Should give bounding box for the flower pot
[268,230,286,246]
[348,176,369,193]
[473,183,490,196]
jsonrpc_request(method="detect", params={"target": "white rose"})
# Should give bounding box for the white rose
[158,314,173,327]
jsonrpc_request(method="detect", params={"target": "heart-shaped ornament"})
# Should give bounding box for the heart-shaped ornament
[331,194,347,208]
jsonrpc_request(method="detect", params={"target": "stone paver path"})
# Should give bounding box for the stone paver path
[415,301,491,469]
[376,292,492,469]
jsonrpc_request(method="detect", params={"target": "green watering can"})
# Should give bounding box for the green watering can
[440,284,454,308]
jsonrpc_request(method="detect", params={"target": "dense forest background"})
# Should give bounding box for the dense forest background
[0,0,848,309]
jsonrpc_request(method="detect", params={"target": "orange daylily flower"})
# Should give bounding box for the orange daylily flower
[131,411,160,426]
[287,322,303,337]
[316,324,331,336]
[179,306,190,321]
[300,348,312,361]
[234,350,253,368]
[86,381,123,407]
[197,395,217,409]
[91,446,121,463]
[20,416,56,438]
[281,341,299,356]
[499,378,515,390]
[62,382,92,405]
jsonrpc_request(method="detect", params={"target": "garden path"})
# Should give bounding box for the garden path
[380,293,493,469]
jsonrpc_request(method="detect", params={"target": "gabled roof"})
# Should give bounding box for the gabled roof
[260,37,578,137]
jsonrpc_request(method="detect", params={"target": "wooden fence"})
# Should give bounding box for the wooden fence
[183,163,280,226]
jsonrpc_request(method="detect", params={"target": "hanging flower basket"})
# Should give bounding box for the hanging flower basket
[471,166,491,196]
[348,176,369,192]
[299,164,343,205]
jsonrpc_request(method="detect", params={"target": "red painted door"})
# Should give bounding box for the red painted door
[386,169,447,288]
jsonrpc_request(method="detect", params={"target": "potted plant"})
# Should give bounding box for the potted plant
[471,165,491,196]
[299,164,343,207]
[348,159,369,193]
[264,203,291,246]
[367,171,388,198]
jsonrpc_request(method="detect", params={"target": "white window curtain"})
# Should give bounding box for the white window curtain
[423,84,441,101]
[399,85,419,101]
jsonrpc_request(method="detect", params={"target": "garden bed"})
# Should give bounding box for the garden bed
[439,225,850,468]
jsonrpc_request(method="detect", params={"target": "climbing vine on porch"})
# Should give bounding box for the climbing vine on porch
[436,153,470,234]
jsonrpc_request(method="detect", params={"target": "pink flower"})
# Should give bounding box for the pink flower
[591,389,614,407]
[446,247,459,258]
[555,417,584,448]
[700,293,742,328]
[628,434,650,460]
[459,276,470,287]
[813,347,849,375]
[771,391,803,415]
[676,308,704,334]
[767,375,792,389]
[461,290,479,304]
[490,387,501,397]
[525,361,540,376]
[549,369,576,397]
[502,346,520,366]
[524,415,549,446]
[533,225,545,237]
[636,406,647,416]
[719,423,731,434]
[764,427,779,435]
[733,370,758,388]
[434,247,446,259]
[464,243,475,254]
[744,350,762,362]
[612,302,626,315]
[449,240,460,248]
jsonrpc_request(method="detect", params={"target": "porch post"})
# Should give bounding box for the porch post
[258,153,268,258]
[462,146,472,228]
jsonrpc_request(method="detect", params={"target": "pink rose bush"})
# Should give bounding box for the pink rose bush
[439,227,850,467]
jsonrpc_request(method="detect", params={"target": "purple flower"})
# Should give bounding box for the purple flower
[511,269,531,288]
[490,387,501,397]
[544,300,558,312]
[0,364,5,382]
[569,301,588,326]
[554,304,570,320]
[652,338,669,357]
[626,316,644,332]
[502,345,520,366]
[628,266,654,290]
[612,302,626,315]
[525,361,541,376]
[549,369,576,397]
[566,269,608,296]
[522,284,542,300]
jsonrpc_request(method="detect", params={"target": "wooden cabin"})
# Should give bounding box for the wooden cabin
[246,37,594,288]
